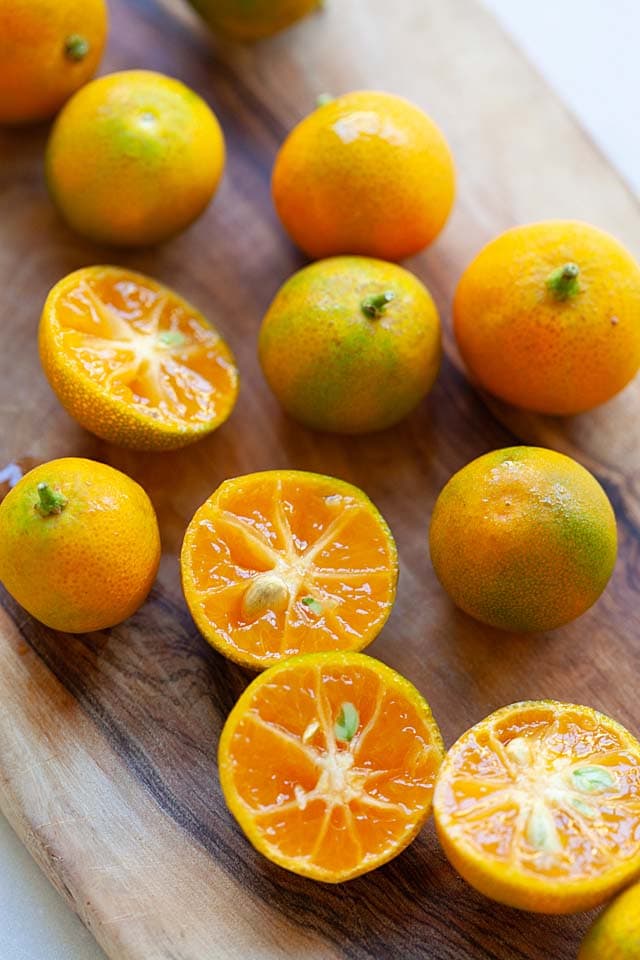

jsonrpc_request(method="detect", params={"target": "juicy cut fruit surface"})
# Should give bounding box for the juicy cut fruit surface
[429,446,617,633]
[272,91,455,261]
[579,881,640,959]
[39,266,239,451]
[186,0,321,42]
[180,471,398,669]
[219,651,445,881]
[0,458,160,633]
[454,220,640,415]
[0,0,108,124]
[45,70,225,246]
[258,256,441,433]
[433,701,640,914]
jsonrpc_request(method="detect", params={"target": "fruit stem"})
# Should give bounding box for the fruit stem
[546,262,581,301]
[361,291,395,319]
[316,93,333,108]
[35,482,67,517]
[64,34,90,61]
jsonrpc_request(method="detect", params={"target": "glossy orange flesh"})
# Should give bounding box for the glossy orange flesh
[434,701,640,913]
[219,651,444,881]
[181,471,398,668]
[39,266,239,450]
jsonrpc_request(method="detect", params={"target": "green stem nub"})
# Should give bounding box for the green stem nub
[546,262,581,301]
[316,93,333,108]
[361,290,395,319]
[64,34,90,61]
[36,482,67,517]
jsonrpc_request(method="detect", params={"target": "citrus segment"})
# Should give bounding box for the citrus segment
[39,266,239,450]
[433,701,640,913]
[219,651,444,881]
[181,471,398,668]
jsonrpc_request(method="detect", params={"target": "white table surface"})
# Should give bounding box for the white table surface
[1,3,638,959]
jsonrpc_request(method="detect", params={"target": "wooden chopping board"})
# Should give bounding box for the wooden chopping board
[1,1,639,957]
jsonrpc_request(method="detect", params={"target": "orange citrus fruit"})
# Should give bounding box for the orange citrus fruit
[181,471,398,669]
[39,266,239,451]
[579,881,640,959]
[219,650,444,881]
[45,70,225,246]
[0,0,108,124]
[454,220,640,415]
[434,701,640,914]
[272,91,455,261]
[429,446,617,632]
[0,458,160,633]
[258,256,441,433]
[187,0,321,42]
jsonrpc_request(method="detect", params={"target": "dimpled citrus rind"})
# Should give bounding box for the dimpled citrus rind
[180,470,399,669]
[434,701,640,914]
[454,220,640,415]
[579,882,640,959]
[45,70,225,246]
[429,446,617,632]
[219,650,445,881]
[259,256,441,433]
[188,0,320,41]
[0,458,160,633]
[272,91,455,261]
[39,266,239,451]
[0,0,108,124]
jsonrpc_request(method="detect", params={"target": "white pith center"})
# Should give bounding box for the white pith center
[502,736,616,851]
[237,505,358,621]
[314,750,364,804]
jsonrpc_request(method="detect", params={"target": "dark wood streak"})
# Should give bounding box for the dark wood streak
[1,581,593,960]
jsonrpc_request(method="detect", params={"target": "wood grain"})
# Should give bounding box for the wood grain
[0,0,639,958]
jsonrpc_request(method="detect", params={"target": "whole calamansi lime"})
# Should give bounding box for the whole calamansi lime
[259,256,441,433]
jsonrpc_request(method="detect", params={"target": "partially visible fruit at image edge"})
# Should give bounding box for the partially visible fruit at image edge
[45,70,225,246]
[0,458,160,633]
[429,446,617,632]
[181,470,398,669]
[454,220,640,415]
[39,266,239,451]
[0,0,108,124]
[272,90,455,261]
[579,881,640,959]
[434,700,640,913]
[259,256,441,433]
[219,650,444,881]
[187,0,321,42]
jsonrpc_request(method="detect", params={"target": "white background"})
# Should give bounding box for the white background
[1,2,638,959]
